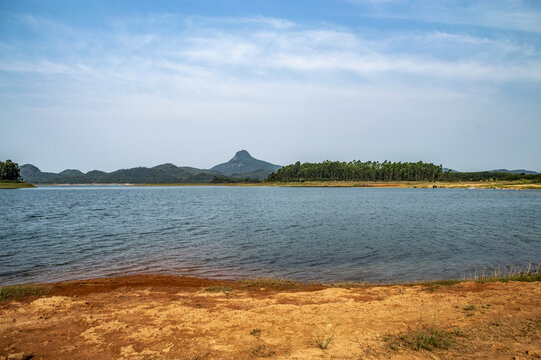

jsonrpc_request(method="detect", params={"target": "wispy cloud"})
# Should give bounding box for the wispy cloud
[347,0,541,33]
[4,14,539,87]
[1,8,540,171]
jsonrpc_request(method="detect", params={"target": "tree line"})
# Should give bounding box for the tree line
[0,160,20,181]
[266,160,443,182]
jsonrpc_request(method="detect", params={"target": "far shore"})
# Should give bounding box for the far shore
[1,274,540,359]
[0,181,35,189]
[31,180,541,190]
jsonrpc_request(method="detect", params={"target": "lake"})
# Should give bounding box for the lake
[1,186,540,285]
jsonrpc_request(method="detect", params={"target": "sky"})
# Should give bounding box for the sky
[1,0,540,172]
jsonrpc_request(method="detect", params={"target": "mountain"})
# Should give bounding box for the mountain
[19,150,282,184]
[489,169,538,175]
[210,150,281,179]
[20,164,219,184]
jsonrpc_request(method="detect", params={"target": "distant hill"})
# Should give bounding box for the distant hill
[20,163,219,184]
[443,167,538,175]
[20,150,282,184]
[489,169,538,175]
[211,150,281,179]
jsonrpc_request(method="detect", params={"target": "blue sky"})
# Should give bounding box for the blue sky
[1,0,540,172]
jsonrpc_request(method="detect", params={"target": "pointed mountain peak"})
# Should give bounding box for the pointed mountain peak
[210,150,281,177]
[233,150,252,160]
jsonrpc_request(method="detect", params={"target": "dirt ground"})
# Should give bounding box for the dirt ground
[1,275,540,360]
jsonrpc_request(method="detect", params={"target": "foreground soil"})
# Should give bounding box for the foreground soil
[1,276,540,359]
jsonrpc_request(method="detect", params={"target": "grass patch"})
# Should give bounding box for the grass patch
[465,263,541,283]
[314,332,335,350]
[463,304,476,311]
[388,326,454,352]
[0,285,48,301]
[252,345,275,357]
[186,352,210,360]
[241,278,300,290]
[419,264,541,291]
[492,313,503,327]
[203,285,232,294]
[250,328,262,338]
[386,315,458,352]
[324,281,369,289]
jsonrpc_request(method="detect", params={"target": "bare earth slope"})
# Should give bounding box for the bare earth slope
[1,276,540,359]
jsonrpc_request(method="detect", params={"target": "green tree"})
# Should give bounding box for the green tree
[0,160,21,181]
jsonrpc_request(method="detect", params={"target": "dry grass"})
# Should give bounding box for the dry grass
[240,278,301,290]
[386,316,458,352]
[203,285,232,294]
[0,285,48,301]
[463,263,541,283]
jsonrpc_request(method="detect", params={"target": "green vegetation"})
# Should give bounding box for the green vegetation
[203,285,232,294]
[315,332,335,350]
[0,285,48,301]
[0,159,20,180]
[267,160,442,182]
[20,163,220,184]
[266,159,541,183]
[250,328,262,338]
[393,326,454,351]
[464,264,541,283]
[0,180,35,189]
[210,175,261,184]
[386,315,457,352]
[252,345,276,357]
[241,278,300,290]
[0,159,34,188]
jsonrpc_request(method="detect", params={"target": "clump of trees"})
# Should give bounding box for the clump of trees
[210,175,261,184]
[267,160,443,182]
[0,160,21,181]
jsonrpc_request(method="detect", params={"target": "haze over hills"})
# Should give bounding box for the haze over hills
[19,150,282,184]
[443,168,538,175]
[489,169,538,175]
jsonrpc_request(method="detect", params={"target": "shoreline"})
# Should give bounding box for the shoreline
[1,274,540,359]
[27,180,541,189]
[0,181,35,189]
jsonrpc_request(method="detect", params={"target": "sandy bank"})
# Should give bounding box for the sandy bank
[1,275,540,359]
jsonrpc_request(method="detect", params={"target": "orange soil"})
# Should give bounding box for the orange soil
[1,275,540,359]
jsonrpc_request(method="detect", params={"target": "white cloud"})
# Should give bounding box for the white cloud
[1,12,540,171]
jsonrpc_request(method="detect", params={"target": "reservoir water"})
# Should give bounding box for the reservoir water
[1,186,540,285]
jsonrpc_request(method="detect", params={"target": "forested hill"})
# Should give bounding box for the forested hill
[20,163,219,184]
[266,160,541,183]
[20,150,281,184]
[267,160,443,182]
[211,150,281,176]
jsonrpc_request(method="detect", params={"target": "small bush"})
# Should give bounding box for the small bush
[392,326,453,351]
[203,285,232,294]
[241,278,299,290]
[252,345,275,357]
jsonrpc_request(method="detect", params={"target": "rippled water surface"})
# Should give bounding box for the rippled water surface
[1,186,540,285]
